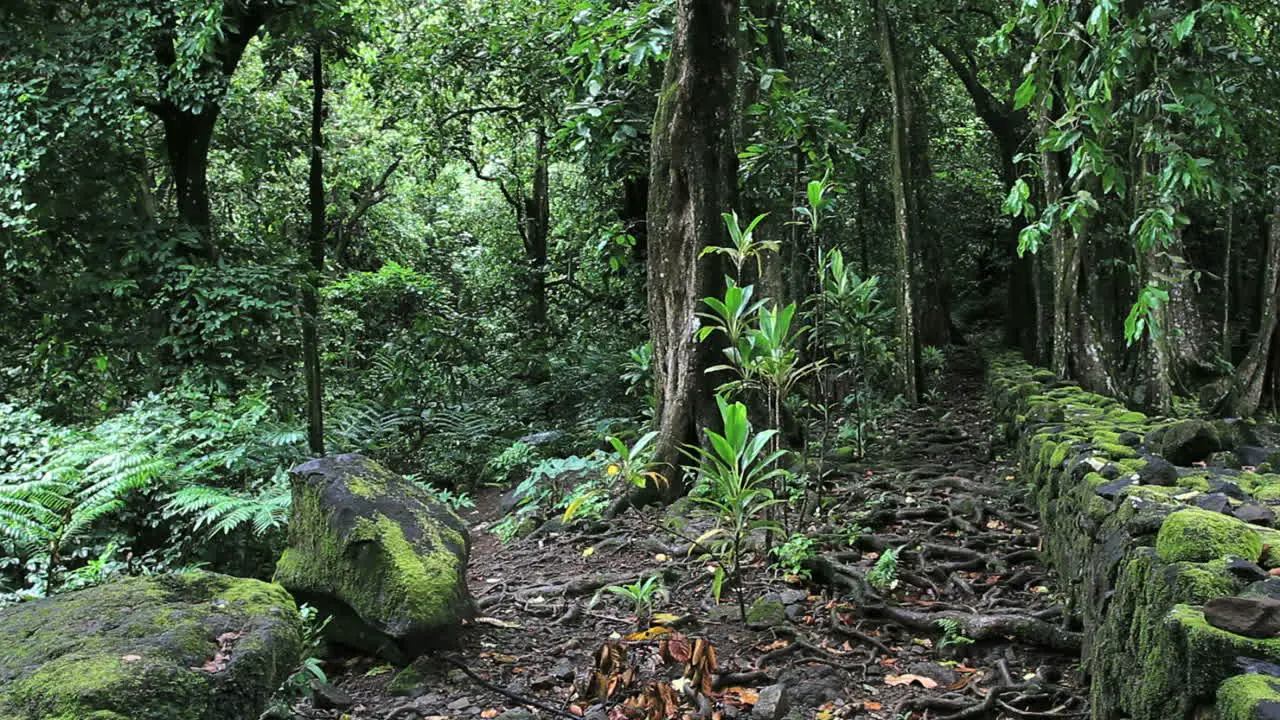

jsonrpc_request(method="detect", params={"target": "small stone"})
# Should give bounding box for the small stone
[310,680,354,711]
[1096,477,1137,500]
[1236,657,1280,678]
[497,709,536,720]
[448,697,474,710]
[1195,493,1232,515]
[1246,579,1280,601]
[1138,456,1179,486]
[1100,463,1122,480]
[907,661,959,687]
[746,598,787,628]
[1211,479,1250,501]
[1238,447,1276,467]
[753,684,789,720]
[778,589,808,605]
[1237,505,1278,527]
[1152,420,1223,465]
[1210,451,1245,469]
[1118,431,1142,447]
[1204,596,1280,639]
[1229,560,1272,583]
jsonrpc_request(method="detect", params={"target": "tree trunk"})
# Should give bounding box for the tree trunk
[1216,197,1280,417]
[303,41,326,456]
[525,128,550,330]
[875,0,920,403]
[645,0,740,494]
[1040,113,1074,378]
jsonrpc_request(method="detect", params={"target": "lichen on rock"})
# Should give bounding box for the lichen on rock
[0,572,301,720]
[273,453,472,663]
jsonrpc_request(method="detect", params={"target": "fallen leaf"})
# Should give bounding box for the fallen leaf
[481,710,499,718]
[655,553,669,561]
[757,640,789,651]
[722,687,760,706]
[121,655,142,662]
[863,701,883,711]
[885,674,939,689]
[624,626,672,641]
[1269,567,1280,577]
[582,546,595,557]
[652,612,682,626]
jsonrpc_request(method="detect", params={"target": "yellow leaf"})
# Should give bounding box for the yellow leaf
[563,492,599,523]
[624,626,672,641]
[692,527,727,551]
[582,546,595,557]
[652,613,682,626]
[654,553,669,561]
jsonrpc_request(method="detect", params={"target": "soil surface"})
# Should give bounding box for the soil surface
[301,352,1088,720]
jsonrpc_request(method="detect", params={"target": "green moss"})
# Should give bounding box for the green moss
[1095,443,1139,460]
[1156,508,1263,563]
[1125,485,1182,503]
[0,573,300,720]
[1049,442,1074,469]
[1176,473,1212,492]
[1217,674,1280,720]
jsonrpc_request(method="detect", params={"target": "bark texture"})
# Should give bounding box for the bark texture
[1216,197,1280,417]
[646,0,740,494]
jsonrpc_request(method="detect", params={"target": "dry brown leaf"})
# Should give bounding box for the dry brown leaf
[721,687,759,706]
[863,701,883,711]
[474,616,523,629]
[480,710,499,718]
[885,674,939,689]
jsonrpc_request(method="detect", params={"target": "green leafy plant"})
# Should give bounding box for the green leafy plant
[867,546,899,592]
[701,211,776,280]
[484,441,537,484]
[277,603,332,703]
[770,533,816,578]
[686,396,788,623]
[604,574,665,621]
[936,618,975,650]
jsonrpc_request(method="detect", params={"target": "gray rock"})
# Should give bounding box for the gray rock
[1229,560,1272,583]
[1195,493,1232,515]
[448,696,474,710]
[1150,420,1223,465]
[274,453,472,663]
[1118,431,1143,447]
[1241,447,1280,467]
[747,597,788,628]
[1096,477,1137,500]
[311,680,355,711]
[497,709,537,720]
[907,661,959,686]
[1138,455,1178,486]
[753,684,790,720]
[1237,504,1278,527]
[1246,580,1280,601]
[1204,596,1280,638]
[1210,451,1244,469]
[1211,479,1249,501]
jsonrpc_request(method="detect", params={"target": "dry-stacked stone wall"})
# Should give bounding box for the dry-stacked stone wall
[987,353,1280,720]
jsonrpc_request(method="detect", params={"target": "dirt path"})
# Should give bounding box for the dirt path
[308,353,1088,720]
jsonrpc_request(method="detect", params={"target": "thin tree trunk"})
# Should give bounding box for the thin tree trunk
[876,0,919,403]
[303,41,326,456]
[1040,113,1074,378]
[1216,197,1280,417]
[1223,204,1233,359]
[525,128,550,331]
[645,0,740,496]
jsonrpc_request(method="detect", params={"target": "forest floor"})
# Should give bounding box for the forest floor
[304,352,1089,720]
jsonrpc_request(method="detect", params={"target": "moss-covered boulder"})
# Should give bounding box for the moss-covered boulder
[274,453,472,662]
[1150,419,1224,465]
[1156,508,1263,564]
[0,572,301,720]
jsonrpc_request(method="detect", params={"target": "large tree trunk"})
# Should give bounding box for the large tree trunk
[1040,113,1075,378]
[645,0,740,494]
[1216,197,1280,417]
[876,0,920,403]
[302,41,326,457]
[524,128,550,331]
[148,1,272,249]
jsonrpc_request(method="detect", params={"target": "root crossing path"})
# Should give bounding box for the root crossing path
[311,354,1088,720]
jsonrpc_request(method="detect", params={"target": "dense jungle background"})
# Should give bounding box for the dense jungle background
[1,0,1279,717]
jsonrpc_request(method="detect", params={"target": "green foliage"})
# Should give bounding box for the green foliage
[702,211,776,280]
[604,575,665,620]
[770,533,816,578]
[867,546,900,592]
[936,618,975,650]
[687,396,788,622]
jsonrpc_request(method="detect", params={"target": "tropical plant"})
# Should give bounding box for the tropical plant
[686,396,789,623]
[604,574,666,621]
[867,546,900,592]
[701,211,776,281]
[770,533,816,579]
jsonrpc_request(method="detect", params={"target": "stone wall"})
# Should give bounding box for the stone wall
[986,353,1280,720]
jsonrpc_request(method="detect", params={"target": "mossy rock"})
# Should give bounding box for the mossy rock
[1151,419,1224,466]
[274,453,472,663]
[0,572,301,720]
[1217,674,1280,720]
[1156,508,1263,563]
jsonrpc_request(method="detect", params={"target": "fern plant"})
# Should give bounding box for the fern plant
[163,472,292,538]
